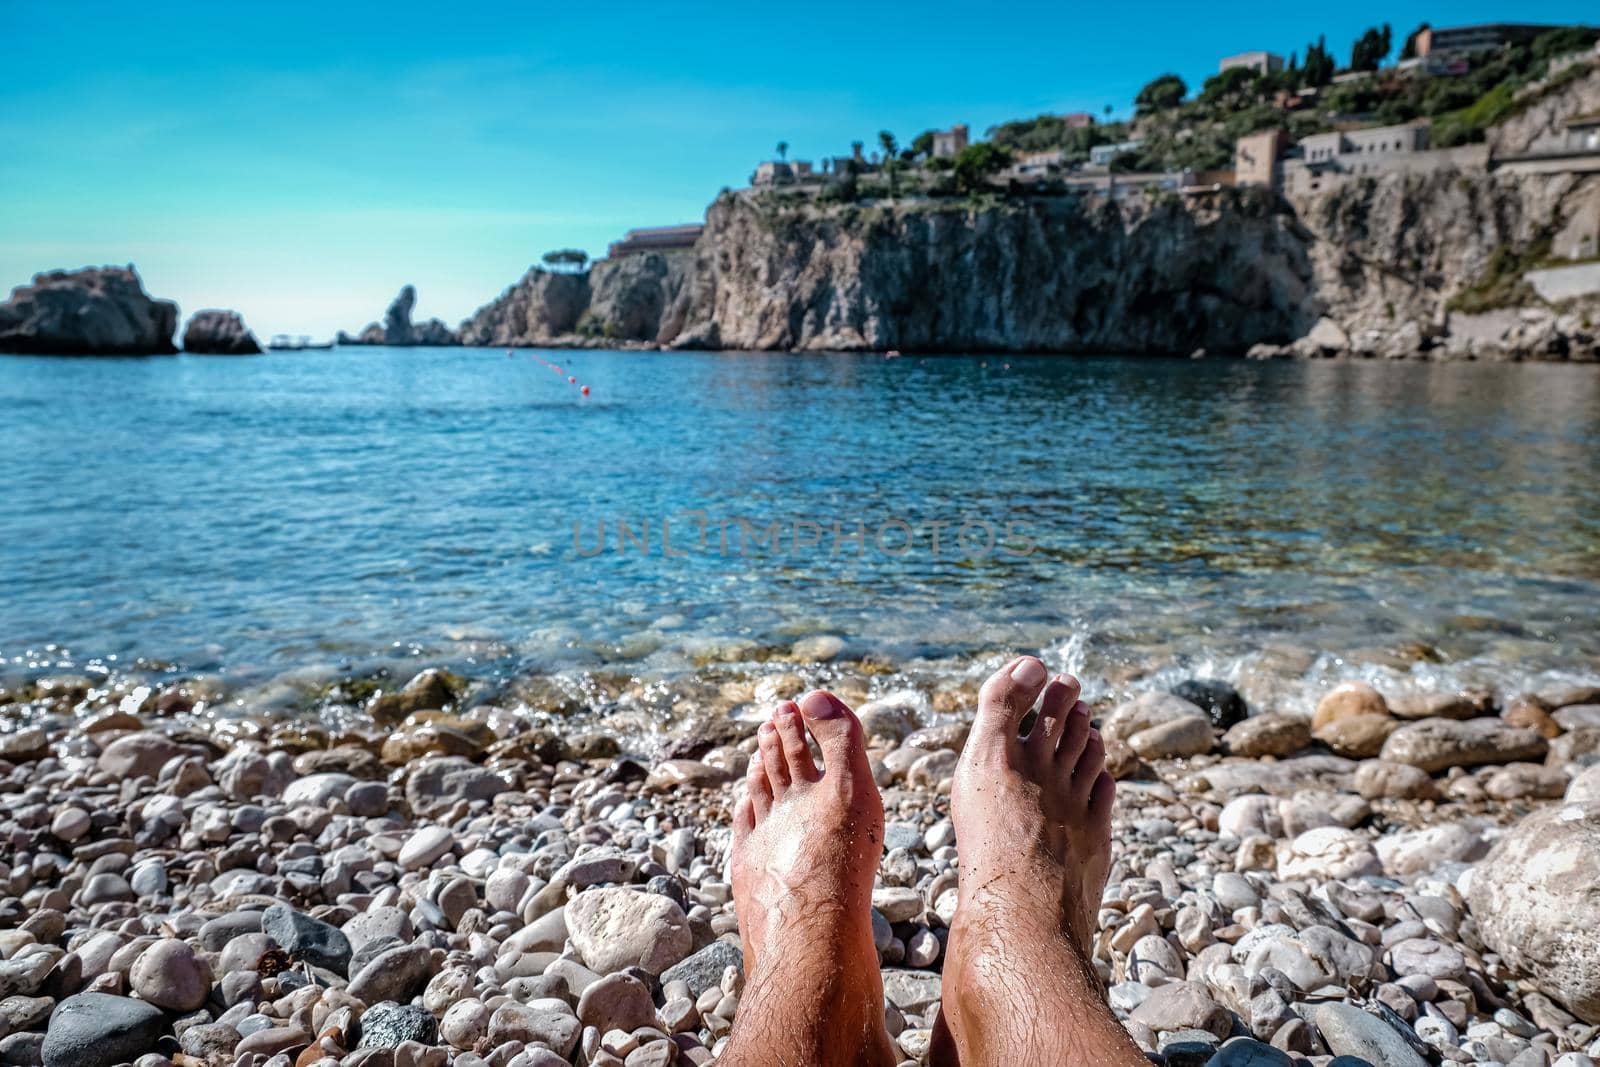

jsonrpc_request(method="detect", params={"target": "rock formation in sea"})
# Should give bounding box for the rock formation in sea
[341,285,460,346]
[0,265,179,355]
[181,309,262,354]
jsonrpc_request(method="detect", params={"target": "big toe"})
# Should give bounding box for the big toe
[972,655,1050,749]
[798,690,873,785]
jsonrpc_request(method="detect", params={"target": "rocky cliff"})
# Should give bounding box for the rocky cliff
[182,309,261,354]
[0,266,178,355]
[340,285,459,346]
[458,251,695,347]
[673,189,1316,352]
[455,63,1600,359]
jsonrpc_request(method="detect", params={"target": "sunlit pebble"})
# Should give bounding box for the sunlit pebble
[980,361,988,368]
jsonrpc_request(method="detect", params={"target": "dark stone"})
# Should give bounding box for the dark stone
[659,940,743,998]
[0,266,178,355]
[181,309,261,354]
[41,992,166,1067]
[1173,679,1249,730]
[357,1002,437,1049]
[261,904,352,975]
[645,874,687,911]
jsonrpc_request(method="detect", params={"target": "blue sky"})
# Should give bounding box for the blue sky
[3,1,1596,339]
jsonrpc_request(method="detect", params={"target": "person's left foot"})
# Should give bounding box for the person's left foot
[720,692,898,1067]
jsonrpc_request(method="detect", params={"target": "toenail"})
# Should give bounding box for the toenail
[802,692,846,719]
[1010,658,1047,687]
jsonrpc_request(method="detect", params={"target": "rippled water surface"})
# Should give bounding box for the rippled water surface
[3,348,1599,700]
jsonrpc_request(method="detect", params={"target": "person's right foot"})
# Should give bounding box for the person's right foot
[934,655,1147,1066]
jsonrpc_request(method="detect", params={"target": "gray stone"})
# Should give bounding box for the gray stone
[41,993,165,1067]
[358,1002,438,1049]
[348,944,433,1005]
[261,904,352,974]
[1313,1002,1428,1067]
[658,940,743,998]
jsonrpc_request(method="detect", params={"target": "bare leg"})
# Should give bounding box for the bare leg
[934,657,1147,1067]
[720,693,899,1067]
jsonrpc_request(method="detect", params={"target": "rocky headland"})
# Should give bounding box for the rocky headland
[340,287,460,348]
[183,311,263,356]
[2,656,1599,1066]
[0,267,179,356]
[455,63,1600,361]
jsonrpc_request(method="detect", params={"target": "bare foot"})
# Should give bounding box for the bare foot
[720,693,898,1067]
[933,656,1146,1066]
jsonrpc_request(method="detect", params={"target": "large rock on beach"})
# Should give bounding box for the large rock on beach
[1380,717,1548,773]
[41,992,165,1067]
[565,887,692,975]
[1468,801,1600,1023]
[181,308,261,353]
[0,265,178,354]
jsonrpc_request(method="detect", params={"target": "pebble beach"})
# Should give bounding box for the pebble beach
[1,657,1599,1067]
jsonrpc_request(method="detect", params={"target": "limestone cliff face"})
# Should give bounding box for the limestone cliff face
[458,269,590,345]
[674,191,1317,353]
[458,252,694,346]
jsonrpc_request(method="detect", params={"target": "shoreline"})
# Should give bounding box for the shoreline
[2,662,1598,1063]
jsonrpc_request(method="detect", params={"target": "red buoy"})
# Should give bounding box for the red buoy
[568,376,577,383]
[580,385,591,397]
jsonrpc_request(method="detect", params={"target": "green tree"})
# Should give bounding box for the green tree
[776,140,788,161]
[541,249,589,273]
[1350,26,1391,71]
[951,142,1011,193]
[1299,36,1335,87]
[1199,67,1261,110]
[909,130,937,159]
[878,130,898,161]
[1135,73,1188,114]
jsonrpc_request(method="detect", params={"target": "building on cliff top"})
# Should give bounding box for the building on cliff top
[1219,50,1284,75]
[752,160,815,186]
[1415,23,1584,56]
[932,125,969,159]
[1088,139,1144,168]
[1234,129,1289,189]
[607,225,704,258]
[1061,112,1097,128]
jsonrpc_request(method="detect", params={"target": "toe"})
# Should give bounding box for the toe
[1071,727,1106,805]
[1026,674,1080,757]
[746,746,774,818]
[1089,769,1116,836]
[972,655,1050,749]
[798,690,873,785]
[732,793,755,845]
[758,720,791,794]
[772,701,821,784]
[1055,699,1093,768]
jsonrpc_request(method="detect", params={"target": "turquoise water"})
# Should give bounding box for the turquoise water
[3,348,1599,704]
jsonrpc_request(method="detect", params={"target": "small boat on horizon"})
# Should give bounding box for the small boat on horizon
[268,334,335,351]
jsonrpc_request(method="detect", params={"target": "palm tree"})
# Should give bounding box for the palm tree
[776,141,789,162]
[878,130,898,161]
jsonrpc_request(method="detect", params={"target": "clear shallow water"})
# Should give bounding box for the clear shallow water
[3,348,1599,708]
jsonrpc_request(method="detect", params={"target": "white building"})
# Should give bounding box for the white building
[1219,50,1285,75]
[1088,139,1144,167]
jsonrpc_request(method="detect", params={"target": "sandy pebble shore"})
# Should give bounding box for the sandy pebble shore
[1,667,1599,1067]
